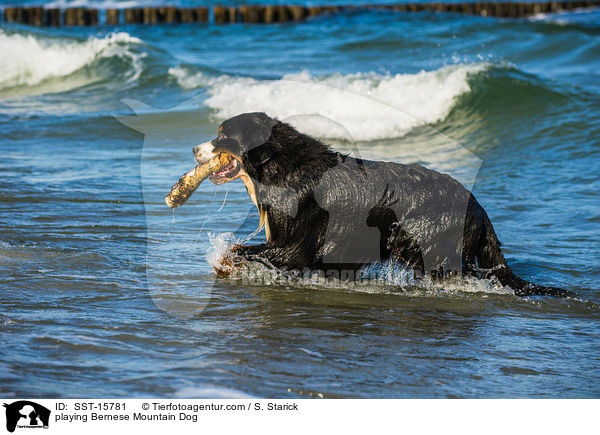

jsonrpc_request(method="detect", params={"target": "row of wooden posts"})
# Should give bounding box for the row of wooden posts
[2,1,599,26]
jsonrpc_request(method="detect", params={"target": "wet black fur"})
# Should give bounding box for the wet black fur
[211,112,573,297]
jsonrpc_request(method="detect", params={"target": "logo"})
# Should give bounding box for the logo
[3,401,50,433]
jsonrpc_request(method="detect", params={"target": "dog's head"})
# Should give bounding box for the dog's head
[193,112,281,186]
[192,112,338,243]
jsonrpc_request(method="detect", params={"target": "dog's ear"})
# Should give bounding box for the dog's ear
[247,143,278,168]
[243,113,279,168]
[244,113,278,150]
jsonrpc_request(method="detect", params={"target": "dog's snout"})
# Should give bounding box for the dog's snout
[193,141,217,164]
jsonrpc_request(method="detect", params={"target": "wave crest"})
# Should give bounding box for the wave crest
[170,64,487,141]
[0,30,144,92]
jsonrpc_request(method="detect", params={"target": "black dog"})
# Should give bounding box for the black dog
[193,112,573,297]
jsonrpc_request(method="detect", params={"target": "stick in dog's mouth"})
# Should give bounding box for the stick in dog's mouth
[165,152,236,209]
[209,158,240,185]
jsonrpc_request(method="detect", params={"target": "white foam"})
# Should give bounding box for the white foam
[170,64,487,141]
[205,234,514,297]
[0,30,144,91]
[168,65,233,90]
[205,232,238,275]
[529,7,600,25]
[173,385,256,399]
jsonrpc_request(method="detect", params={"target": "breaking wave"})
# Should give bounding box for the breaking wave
[169,63,487,141]
[0,30,144,93]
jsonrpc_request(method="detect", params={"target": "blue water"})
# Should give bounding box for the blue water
[1,2,599,398]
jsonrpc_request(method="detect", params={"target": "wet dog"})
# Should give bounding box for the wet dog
[194,112,573,297]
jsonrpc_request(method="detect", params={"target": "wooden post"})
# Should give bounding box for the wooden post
[491,3,502,16]
[66,7,78,25]
[429,3,439,12]
[256,5,266,23]
[240,5,263,23]
[156,7,165,22]
[533,3,545,15]
[78,8,86,25]
[83,8,98,25]
[124,8,143,24]
[213,6,227,24]
[179,8,194,23]
[277,5,289,22]
[322,5,341,13]
[288,5,306,20]
[307,6,323,17]
[134,8,143,23]
[143,7,158,24]
[167,6,180,22]
[239,5,248,22]
[227,6,237,23]
[64,8,76,25]
[134,8,144,23]
[459,3,474,14]
[105,8,120,25]
[45,8,61,26]
[4,7,24,23]
[214,5,236,23]
[157,6,179,23]
[479,3,490,16]
[195,7,208,22]
[515,2,525,16]
[264,5,276,23]
[69,7,81,25]
[24,6,44,26]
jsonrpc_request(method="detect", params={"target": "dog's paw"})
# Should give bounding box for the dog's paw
[212,248,244,277]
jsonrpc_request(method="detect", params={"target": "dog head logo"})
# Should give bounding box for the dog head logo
[3,401,50,433]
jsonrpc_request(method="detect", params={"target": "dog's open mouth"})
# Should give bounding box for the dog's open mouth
[209,157,240,184]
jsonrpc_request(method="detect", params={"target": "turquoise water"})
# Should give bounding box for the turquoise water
[1,2,599,398]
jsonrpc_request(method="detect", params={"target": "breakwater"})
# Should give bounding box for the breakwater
[1,1,599,26]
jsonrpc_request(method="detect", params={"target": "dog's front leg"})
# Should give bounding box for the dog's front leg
[212,243,274,278]
[233,243,273,263]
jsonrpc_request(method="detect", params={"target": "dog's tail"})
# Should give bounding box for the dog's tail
[487,263,574,297]
[477,211,575,297]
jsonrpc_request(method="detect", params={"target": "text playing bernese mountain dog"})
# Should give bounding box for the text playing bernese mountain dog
[193,112,573,297]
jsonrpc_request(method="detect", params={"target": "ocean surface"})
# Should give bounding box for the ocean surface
[1,1,599,398]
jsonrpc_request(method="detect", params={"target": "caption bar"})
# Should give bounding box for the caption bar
[0,399,595,435]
